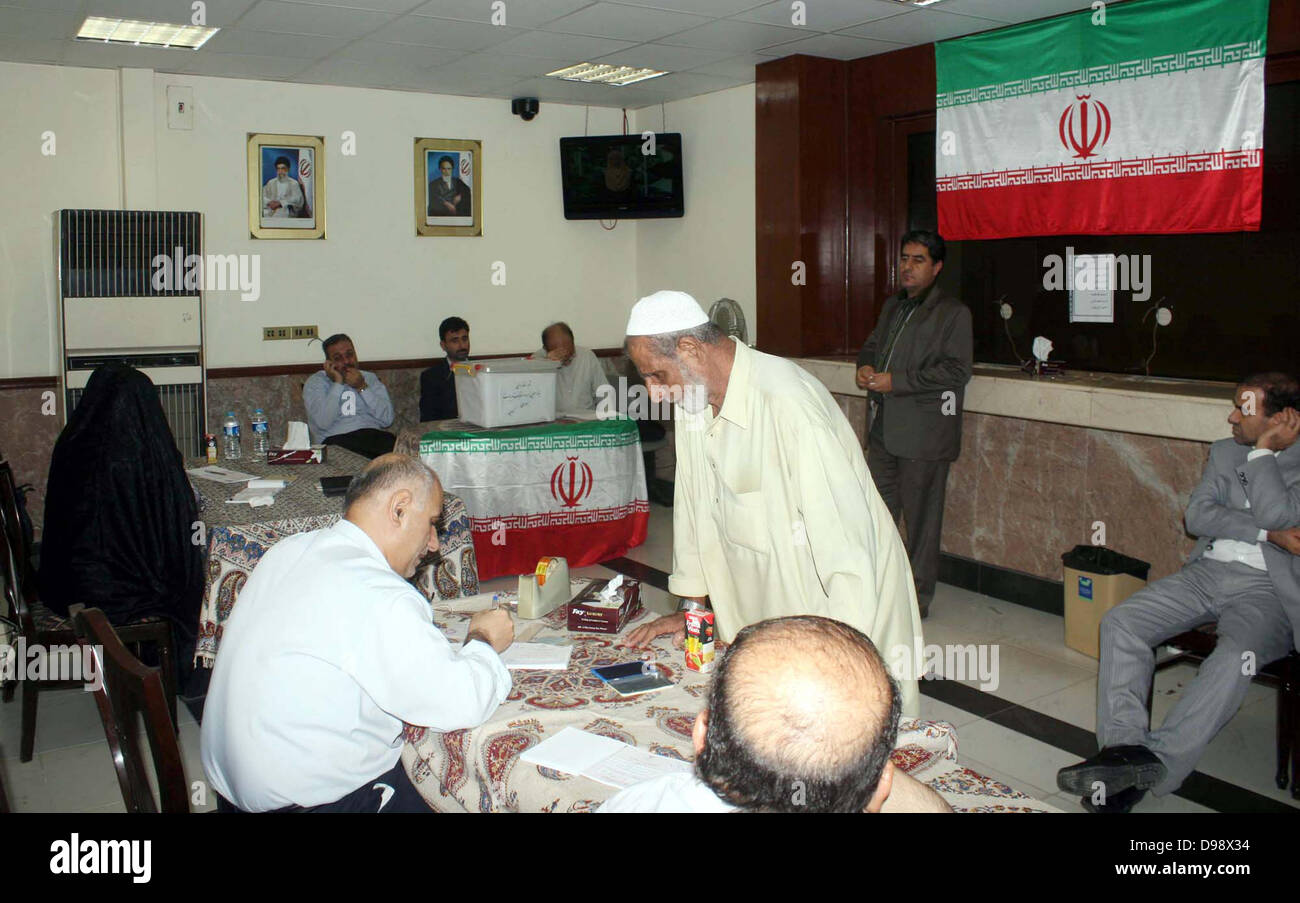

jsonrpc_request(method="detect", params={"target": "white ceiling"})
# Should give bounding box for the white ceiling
[0,0,1097,108]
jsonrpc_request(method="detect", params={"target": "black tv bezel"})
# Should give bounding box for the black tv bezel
[559,132,684,220]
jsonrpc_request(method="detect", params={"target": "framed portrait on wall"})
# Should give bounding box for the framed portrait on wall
[415,138,482,236]
[247,133,325,239]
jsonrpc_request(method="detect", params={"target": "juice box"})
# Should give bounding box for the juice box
[684,608,715,673]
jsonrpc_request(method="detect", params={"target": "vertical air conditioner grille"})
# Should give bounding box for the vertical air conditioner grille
[67,382,203,459]
[59,209,202,298]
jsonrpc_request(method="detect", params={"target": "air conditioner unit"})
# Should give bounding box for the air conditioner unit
[55,210,206,457]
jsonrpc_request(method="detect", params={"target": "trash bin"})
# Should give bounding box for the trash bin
[1061,545,1150,659]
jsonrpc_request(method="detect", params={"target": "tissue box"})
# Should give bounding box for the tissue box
[454,358,560,428]
[567,577,642,634]
[265,446,326,465]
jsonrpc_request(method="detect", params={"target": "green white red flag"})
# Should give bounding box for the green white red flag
[935,0,1267,239]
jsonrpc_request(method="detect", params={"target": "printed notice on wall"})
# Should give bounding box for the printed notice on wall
[1069,254,1115,324]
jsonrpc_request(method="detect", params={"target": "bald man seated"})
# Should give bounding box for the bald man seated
[600,616,951,813]
[201,454,515,813]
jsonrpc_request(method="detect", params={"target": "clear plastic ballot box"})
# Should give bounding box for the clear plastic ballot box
[453,358,562,428]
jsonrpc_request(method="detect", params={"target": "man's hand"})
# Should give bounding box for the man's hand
[1267,527,1300,555]
[466,608,514,653]
[625,612,686,649]
[267,200,282,211]
[324,360,343,383]
[855,365,876,390]
[865,371,893,394]
[441,200,456,214]
[545,346,569,364]
[1256,407,1300,452]
[343,367,366,390]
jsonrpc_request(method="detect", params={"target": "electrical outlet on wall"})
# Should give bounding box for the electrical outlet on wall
[263,326,292,340]
[291,325,318,340]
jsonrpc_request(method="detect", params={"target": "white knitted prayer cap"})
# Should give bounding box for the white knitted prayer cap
[625,290,709,337]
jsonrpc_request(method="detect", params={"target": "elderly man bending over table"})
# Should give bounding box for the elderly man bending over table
[201,454,514,812]
[602,616,950,813]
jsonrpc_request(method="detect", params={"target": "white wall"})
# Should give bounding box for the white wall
[634,84,756,344]
[0,61,758,378]
[0,62,122,379]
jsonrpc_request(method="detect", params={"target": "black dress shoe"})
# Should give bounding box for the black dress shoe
[1080,785,1146,813]
[1056,744,1166,796]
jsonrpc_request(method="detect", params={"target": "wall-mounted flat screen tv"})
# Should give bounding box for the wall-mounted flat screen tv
[560,133,684,220]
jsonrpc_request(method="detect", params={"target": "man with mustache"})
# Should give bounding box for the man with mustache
[304,333,396,458]
[622,291,923,716]
[420,317,470,422]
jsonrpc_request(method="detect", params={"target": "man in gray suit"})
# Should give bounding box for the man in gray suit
[1058,373,1300,812]
[856,231,972,618]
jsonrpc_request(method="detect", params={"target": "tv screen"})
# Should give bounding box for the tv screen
[560,133,684,220]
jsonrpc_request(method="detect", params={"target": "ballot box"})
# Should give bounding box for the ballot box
[453,358,561,428]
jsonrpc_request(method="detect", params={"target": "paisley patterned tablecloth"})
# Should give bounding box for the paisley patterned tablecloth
[402,598,1059,813]
[193,447,478,666]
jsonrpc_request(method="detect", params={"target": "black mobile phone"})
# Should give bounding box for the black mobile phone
[319,476,352,497]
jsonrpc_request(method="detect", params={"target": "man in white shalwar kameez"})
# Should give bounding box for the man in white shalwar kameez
[624,291,924,716]
[263,156,306,218]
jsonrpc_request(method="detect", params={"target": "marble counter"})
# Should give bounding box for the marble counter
[792,356,1219,583]
[792,358,1234,443]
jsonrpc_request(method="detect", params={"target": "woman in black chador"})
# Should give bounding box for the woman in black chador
[39,363,204,672]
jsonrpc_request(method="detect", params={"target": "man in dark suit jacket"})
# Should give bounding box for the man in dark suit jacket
[420,316,470,422]
[1058,373,1300,812]
[856,230,972,618]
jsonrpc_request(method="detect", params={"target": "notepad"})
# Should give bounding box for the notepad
[520,727,692,789]
[500,642,572,670]
[187,465,257,484]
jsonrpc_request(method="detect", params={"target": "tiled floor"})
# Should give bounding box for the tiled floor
[3,501,1297,812]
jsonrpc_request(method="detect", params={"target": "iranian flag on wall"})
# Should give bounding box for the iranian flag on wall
[935,0,1268,239]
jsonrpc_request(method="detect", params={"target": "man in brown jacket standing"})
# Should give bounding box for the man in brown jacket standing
[857,230,973,618]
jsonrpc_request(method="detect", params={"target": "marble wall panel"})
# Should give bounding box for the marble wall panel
[0,385,63,536]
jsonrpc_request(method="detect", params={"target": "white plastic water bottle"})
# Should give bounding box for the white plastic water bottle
[222,411,242,461]
[251,408,270,457]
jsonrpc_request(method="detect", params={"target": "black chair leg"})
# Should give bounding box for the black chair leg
[1276,678,1290,790]
[20,678,38,762]
[2,678,13,703]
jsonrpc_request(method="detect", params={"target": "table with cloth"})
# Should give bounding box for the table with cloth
[411,418,648,580]
[192,446,478,666]
[401,570,1060,814]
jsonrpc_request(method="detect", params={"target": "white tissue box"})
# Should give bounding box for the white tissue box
[454,358,560,428]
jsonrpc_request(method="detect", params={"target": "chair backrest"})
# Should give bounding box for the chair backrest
[73,607,189,813]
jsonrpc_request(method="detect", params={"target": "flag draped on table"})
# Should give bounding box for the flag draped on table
[419,419,649,580]
[935,0,1267,239]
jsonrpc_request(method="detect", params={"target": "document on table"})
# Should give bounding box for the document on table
[225,485,283,506]
[520,726,692,789]
[187,465,258,484]
[499,642,572,670]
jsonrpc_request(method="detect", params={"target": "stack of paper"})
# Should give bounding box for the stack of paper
[499,643,572,670]
[520,726,693,789]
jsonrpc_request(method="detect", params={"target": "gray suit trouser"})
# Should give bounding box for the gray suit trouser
[1097,557,1293,795]
[866,426,950,603]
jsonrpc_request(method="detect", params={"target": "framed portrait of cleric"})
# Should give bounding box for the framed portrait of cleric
[415,137,482,237]
[247,133,325,240]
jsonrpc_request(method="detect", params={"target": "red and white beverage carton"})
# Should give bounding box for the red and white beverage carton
[683,601,715,673]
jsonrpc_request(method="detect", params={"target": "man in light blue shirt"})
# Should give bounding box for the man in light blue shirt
[303,333,396,457]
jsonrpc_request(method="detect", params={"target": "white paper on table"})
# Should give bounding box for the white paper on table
[440,591,510,613]
[224,486,282,505]
[187,465,257,484]
[247,478,287,490]
[500,642,572,670]
[520,726,625,774]
[583,745,693,790]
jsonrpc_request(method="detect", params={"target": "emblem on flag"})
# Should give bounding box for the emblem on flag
[551,456,594,508]
[1058,94,1111,159]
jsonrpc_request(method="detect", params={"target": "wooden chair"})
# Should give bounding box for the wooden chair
[0,459,178,762]
[73,607,189,813]
[1153,625,1300,798]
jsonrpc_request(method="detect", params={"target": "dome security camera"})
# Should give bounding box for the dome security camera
[512,97,539,121]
